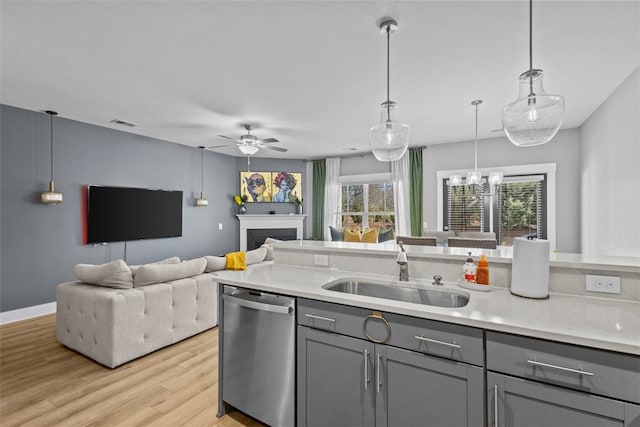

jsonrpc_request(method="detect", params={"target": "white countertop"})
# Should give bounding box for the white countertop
[213,263,640,355]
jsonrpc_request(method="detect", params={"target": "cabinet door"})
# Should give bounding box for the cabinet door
[297,326,375,427]
[487,372,640,427]
[377,345,484,427]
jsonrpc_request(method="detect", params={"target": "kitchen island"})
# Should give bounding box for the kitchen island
[214,240,640,426]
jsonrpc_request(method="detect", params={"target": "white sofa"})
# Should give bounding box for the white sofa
[57,248,271,368]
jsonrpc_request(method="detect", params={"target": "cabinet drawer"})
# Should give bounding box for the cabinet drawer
[385,313,484,366]
[486,331,640,404]
[297,298,371,340]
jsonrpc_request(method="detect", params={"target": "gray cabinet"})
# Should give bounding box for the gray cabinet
[486,331,640,427]
[297,299,484,427]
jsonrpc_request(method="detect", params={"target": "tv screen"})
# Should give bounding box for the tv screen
[87,186,183,243]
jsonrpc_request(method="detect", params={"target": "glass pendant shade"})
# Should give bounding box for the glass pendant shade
[41,180,63,204]
[502,69,565,147]
[369,101,409,161]
[238,144,259,155]
[466,171,482,185]
[488,171,504,186]
[449,175,462,186]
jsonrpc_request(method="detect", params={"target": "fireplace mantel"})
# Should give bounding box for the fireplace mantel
[236,214,307,251]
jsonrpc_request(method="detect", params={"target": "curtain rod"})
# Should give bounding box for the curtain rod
[305,146,427,162]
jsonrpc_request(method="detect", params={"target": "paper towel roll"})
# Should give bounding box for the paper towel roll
[510,237,550,299]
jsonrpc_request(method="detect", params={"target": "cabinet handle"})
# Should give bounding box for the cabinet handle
[376,352,382,394]
[414,334,461,349]
[304,313,336,323]
[364,349,369,390]
[494,384,498,427]
[526,359,595,376]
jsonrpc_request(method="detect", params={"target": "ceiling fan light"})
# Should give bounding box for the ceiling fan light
[238,145,259,155]
[502,70,565,147]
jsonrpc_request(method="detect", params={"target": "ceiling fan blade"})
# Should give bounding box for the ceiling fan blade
[218,134,243,143]
[258,138,279,143]
[261,145,288,153]
[207,143,234,149]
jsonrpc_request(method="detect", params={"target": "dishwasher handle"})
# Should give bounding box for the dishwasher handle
[223,293,293,315]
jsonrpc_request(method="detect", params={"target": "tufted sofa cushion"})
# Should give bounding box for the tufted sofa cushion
[133,257,206,287]
[56,273,217,368]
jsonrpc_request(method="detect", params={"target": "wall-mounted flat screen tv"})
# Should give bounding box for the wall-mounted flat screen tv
[87,186,183,243]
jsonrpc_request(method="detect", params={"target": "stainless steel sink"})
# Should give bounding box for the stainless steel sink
[323,280,469,308]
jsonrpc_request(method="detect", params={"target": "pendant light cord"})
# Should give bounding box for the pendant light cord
[474,103,478,172]
[200,147,204,193]
[528,0,535,97]
[50,113,54,182]
[385,24,391,121]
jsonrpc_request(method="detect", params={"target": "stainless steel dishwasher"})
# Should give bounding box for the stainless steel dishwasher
[221,285,295,427]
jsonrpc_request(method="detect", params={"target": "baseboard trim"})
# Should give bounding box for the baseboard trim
[0,302,57,325]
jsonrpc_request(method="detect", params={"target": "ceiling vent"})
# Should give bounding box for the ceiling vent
[110,119,137,127]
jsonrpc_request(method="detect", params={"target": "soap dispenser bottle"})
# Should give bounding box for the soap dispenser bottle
[476,255,489,285]
[462,253,477,283]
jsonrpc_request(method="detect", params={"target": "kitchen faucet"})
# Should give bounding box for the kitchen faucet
[396,241,409,282]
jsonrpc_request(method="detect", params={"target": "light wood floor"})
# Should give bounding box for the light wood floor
[0,314,265,427]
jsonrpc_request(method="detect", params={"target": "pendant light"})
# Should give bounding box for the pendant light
[369,19,409,162]
[502,0,564,147]
[195,146,208,207]
[449,100,503,193]
[40,110,63,204]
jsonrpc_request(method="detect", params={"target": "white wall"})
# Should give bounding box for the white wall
[580,67,639,257]
[423,130,582,253]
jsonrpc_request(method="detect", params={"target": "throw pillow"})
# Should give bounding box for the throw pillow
[264,237,283,245]
[133,257,207,287]
[261,244,274,261]
[129,256,181,276]
[329,226,344,241]
[246,247,267,265]
[74,259,133,289]
[360,228,378,243]
[225,251,246,271]
[378,227,394,243]
[204,255,227,272]
[344,228,361,242]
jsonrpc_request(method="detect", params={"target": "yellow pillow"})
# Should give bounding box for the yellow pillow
[344,228,361,242]
[225,251,246,271]
[360,228,379,243]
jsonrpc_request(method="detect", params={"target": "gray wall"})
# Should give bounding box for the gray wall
[423,129,582,253]
[580,67,639,257]
[1,104,238,312]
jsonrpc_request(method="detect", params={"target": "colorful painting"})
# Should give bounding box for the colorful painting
[240,172,272,202]
[271,172,302,203]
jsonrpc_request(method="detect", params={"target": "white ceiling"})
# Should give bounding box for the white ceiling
[1,1,638,159]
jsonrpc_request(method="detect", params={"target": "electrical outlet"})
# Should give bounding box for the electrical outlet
[585,275,620,294]
[218,223,223,230]
[314,254,329,267]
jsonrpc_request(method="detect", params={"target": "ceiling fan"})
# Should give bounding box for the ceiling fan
[208,124,287,155]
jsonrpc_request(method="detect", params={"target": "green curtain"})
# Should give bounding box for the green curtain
[312,159,326,240]
[409,148,424,236]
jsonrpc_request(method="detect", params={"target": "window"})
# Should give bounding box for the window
[443,174,547,247]
[339,181,395,231]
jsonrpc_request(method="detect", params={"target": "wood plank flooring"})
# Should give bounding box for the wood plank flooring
[0,314,265,427]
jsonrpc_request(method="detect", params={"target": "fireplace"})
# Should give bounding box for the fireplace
[236,214,307,251]
[246,228,297,250]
